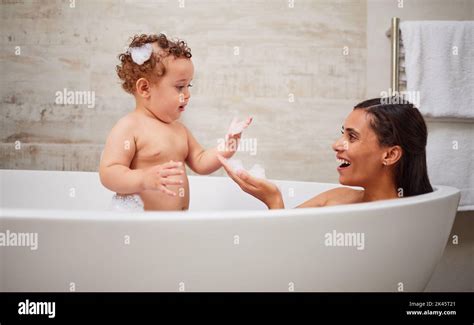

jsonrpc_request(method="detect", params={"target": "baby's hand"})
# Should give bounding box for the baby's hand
[225,117,253,141]
[141,160,184,196]
[225,117,252,147]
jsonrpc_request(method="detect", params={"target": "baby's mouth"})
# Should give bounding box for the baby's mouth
[337,158,352,169]
[178,105,186,111]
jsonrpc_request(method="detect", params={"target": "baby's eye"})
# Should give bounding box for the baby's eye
[176,84,193,92]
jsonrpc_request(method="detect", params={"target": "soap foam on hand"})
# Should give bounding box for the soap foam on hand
[226,158,267,179]
[227,159,246,173]
[248,164,266,179]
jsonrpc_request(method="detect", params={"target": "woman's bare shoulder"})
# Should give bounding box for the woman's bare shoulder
[296,186,363,208]
[324,187,364,206]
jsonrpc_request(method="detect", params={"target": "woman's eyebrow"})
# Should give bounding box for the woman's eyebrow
[345,127,360,136]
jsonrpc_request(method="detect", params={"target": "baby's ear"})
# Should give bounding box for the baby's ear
[135,78,150,98]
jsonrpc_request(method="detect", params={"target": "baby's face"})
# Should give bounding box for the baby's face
[148,54,194,123]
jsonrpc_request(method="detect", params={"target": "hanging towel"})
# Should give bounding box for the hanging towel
[400,21,474,119]
[426,122,474,210]
[401,21,474,210]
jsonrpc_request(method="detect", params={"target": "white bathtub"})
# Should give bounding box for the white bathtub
[0,169,460,292]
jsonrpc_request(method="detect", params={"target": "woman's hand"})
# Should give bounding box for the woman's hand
[217,154,284,209]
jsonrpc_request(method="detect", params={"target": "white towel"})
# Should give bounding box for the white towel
[400,21,474,119]
[426,122,474,210]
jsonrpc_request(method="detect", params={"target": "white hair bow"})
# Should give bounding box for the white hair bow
[128,43,153,65]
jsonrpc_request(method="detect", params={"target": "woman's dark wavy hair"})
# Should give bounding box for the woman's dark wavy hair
[354,97,433,197]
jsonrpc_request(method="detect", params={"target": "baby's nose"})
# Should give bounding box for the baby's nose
[183,88,191,99]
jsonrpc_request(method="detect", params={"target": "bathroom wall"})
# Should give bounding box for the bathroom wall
[366,0,474,292]
[0,0,366,184]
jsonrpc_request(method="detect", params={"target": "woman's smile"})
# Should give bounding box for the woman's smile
[336,156,352,172]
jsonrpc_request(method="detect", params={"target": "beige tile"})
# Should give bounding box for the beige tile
[0,143,103,171]
[1,0,366,184]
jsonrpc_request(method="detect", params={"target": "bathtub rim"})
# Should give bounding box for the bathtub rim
[0,170,461,222]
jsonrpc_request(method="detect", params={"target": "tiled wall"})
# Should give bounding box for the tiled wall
[0,0,367,183]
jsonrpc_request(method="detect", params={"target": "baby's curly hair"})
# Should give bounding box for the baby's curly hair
[116,34,192,94]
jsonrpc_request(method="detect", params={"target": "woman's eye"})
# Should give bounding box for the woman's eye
[349,134,356,141]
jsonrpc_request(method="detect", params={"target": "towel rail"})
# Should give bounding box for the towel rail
[386,17,406,92]
[391,17,400,92]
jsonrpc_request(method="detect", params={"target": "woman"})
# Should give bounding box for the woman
[217,97,433,209]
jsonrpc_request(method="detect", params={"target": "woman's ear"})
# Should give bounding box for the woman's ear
[383,145,403,166]
[135,78,151,98]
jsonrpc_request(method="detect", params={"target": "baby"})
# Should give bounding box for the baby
[99,34,252,211]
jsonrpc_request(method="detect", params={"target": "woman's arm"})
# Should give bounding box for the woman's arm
[218,154,358,209]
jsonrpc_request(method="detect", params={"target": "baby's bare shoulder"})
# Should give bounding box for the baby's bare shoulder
[172,121,192,138]
[108,113,141,137]
[115,112,141,129]
[173,120,188,131]
[104,113,141,147]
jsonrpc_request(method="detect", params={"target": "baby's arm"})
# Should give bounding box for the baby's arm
[99,117,143,193]
[184,117,252,175]
[99,117,183,195]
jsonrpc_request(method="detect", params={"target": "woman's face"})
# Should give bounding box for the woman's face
[332,109,387,187]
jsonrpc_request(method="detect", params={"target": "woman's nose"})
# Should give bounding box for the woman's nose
[332,136,345,152]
